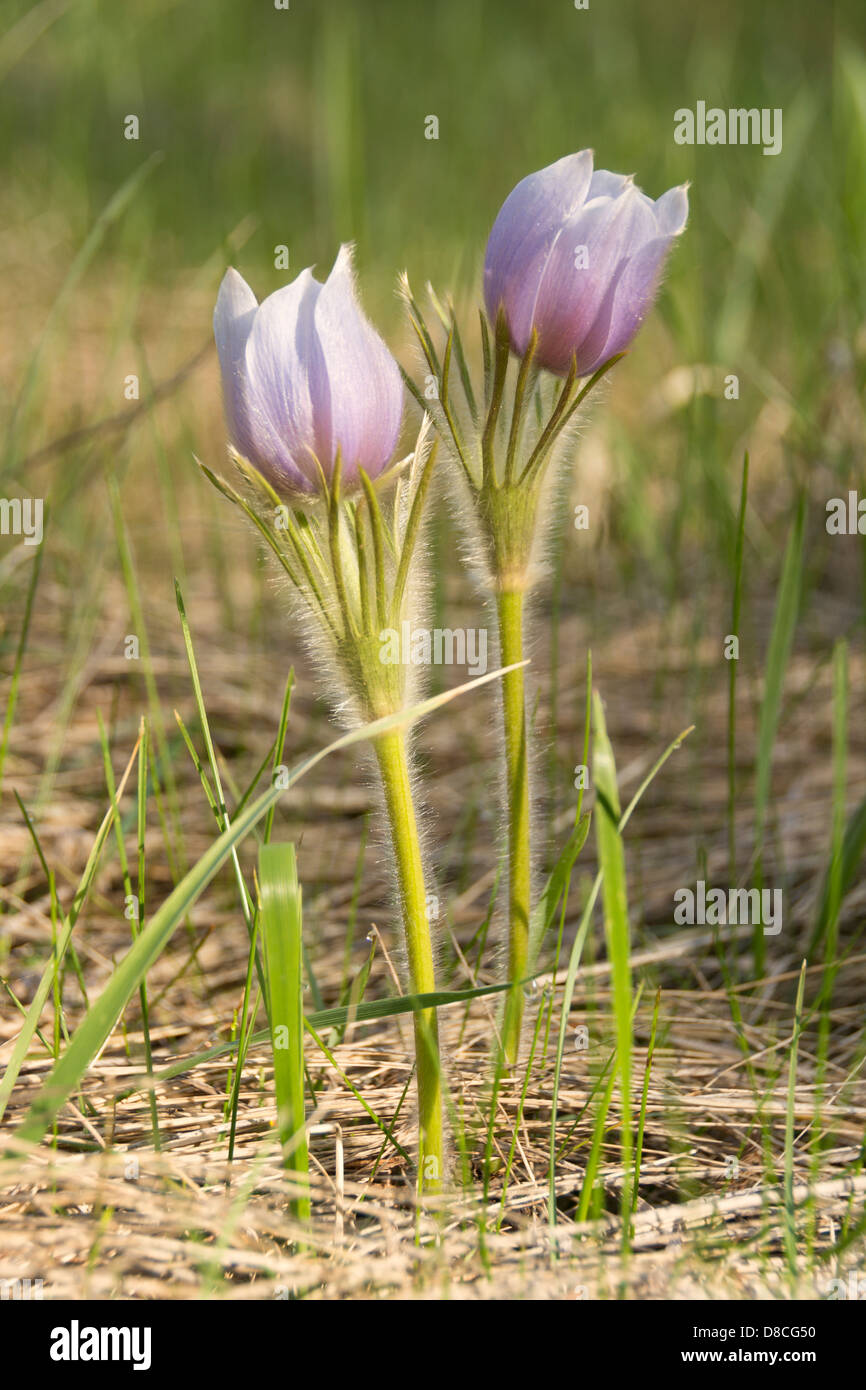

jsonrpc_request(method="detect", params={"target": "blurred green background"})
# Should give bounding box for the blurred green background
[3,0,862,321]
[1,0,863,534]
[0,0,864,815]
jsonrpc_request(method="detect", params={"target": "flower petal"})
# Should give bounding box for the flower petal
[529,182,658,374]
[585,169,634,202]
[581,233,676,373]
[308,245,403,484]
[577,184,688,371]
[213,268,259,461]
[242,269,323,492]
[653,183,690,236]
[483,150,594,350]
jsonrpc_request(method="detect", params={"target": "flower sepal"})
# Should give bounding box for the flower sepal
[201,421,438,724]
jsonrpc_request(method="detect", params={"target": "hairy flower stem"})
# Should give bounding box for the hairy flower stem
[374,727,443,1192]
[496,587,531,1064]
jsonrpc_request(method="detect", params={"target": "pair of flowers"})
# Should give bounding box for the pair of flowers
[214,150,688,497]
[210,150,688,1192]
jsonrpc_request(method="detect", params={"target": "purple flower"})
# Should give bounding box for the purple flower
[483,151,688,377]
[214,245,403,494]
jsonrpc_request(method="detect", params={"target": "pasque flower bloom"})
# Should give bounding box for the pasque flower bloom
[483,150,689,377]
[214,245,403,494]
[210,247,445,1193]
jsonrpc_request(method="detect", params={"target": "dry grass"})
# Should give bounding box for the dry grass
[2,511,865,1297]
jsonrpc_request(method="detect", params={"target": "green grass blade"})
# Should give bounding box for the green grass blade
[335,931,375,1046]
[527,812,591,972]
[753,493,805,974]
[783,961,808,1275]
[263,668,294,845]
[307,978,515,1031]
[548,875,603,1227]
[825,637,848,969]
[547,719,693,1231]
[339,815,369,1003]
[259,843,309,1220]
[754,494,806,856]
[303,1017,413,1166]
[174,579,259,979]
[728,453,749,880]
[575,1054,620,1223]
[576,989,642,1226]
[809,789,866,956]
[592,690,634,1235]
[97,713,159,1148]
[0,529,45,797]
[109,476,185,880]
[632,988,661,1214]
[135,720,159,1148]
[120,977,522,1098]
[0,735,141,1123]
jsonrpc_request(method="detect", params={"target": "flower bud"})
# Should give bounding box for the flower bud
[483,151,688,377]
[214,245,403,494]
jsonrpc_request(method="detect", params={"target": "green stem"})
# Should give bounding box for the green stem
[374,727,443,1192]
[496,588,531,1063]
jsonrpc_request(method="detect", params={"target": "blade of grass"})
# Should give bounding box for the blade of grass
[259,843,309,1220]
[263,668,294,845]
[97,713,160,1148]
[753,493,806,971]
[542,652,593,1062]
[221,673,296,1162]
[728,453,749,881]
[575,1052,620,1223]
[548,720,693,1231]
[303,1016,413,1166]
[632,987,661,1214]
[13,791,87,1006]
[754,494,806,848]
[495,999,545,1228]
[0,530,45,798]
[334,930,376,1047]
[527,812,591,972]
[0,735,140,1123]
[175,579,257,934]
[120,977,522,1098]
[592,690,634,1238]
[783,961,808,1276]
[109,477,185,882]
[134,719,159,1148]
[484,810,590,1201]
[575,986,643,1226]
[338,815,369,1003]
[809,792,866,957]
[816,639,848,1004]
